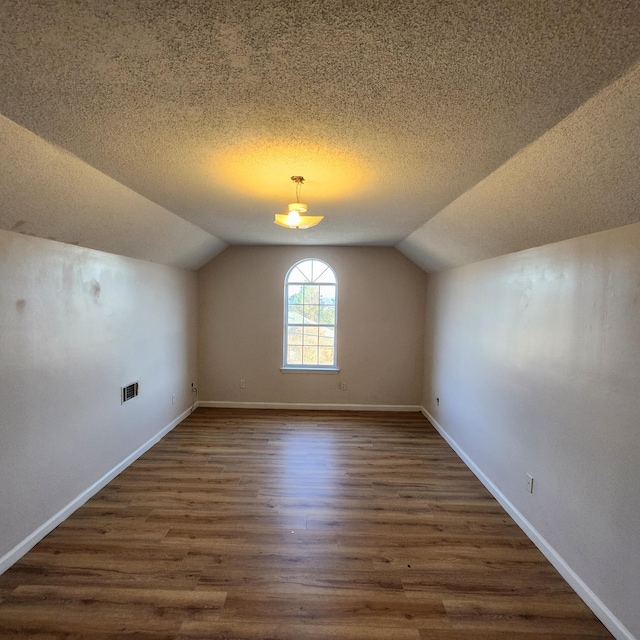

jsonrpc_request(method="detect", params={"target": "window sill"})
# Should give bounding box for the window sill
[280,367,340,374]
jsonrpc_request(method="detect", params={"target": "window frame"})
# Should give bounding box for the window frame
[282,259,339,372]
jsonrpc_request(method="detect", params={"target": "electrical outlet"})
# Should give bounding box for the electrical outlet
[526,474,534,494]
[172,394,176,405]
[340,382,347,391]
[240,379,246,389]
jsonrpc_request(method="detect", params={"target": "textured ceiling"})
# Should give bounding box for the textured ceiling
[398,61,640,271]
[1,1,640,270]
[0,114,226,270]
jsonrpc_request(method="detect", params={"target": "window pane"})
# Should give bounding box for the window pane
[303,326,319,346]
[298,261,314,282]
[303,285,319,304]
[288,266,307,283]
[311,261,328,282]
[302,346,318,365]
[287,347,302,365]
[319,347,334,365]
[288,305,304,323]
[318,334,334,346]
[315,266,336,283]
[287,284,303,302]
[303,305,319,323]
[288,326,303,345]
[318,306,335,325]
[319,285,335,304]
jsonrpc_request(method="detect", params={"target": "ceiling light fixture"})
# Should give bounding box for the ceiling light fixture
[274,176,324,229]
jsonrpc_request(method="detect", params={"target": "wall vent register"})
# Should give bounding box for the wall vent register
[121,382,139,404]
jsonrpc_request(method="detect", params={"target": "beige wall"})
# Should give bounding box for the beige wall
[198,246,426,408]
[423,222,640,638]
[0,230,198,567]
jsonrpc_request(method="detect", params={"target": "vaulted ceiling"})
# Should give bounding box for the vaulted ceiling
[1,1,639,271]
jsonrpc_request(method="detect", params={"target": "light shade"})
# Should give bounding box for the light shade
[288,202,308,214]
[274,212,324,229]
[274,201,323,229]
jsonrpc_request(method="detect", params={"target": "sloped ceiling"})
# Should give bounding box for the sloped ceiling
[1,1,639,271]
[399,62,640,271]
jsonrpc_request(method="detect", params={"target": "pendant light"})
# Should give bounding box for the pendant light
[274,176,324,229]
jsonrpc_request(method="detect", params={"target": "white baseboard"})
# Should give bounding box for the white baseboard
[420,407,635,640]
[198,400,422,412]
[0,406,192,576]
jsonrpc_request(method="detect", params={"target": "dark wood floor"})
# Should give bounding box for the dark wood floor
[0,408,612,639]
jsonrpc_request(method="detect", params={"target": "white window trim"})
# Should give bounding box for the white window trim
[283,259,338,370]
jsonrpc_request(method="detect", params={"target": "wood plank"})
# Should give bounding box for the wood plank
[443,596,612,636]
[0,585,225,636]
[217,592,449,628]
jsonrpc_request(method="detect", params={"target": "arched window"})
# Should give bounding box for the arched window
[284,259,337,368]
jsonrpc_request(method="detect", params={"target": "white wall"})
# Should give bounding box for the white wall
[0,230,198,568]
[198,245,426,408]
[423,222,640,639]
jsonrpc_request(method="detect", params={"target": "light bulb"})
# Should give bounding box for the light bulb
[286,210,301,227]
